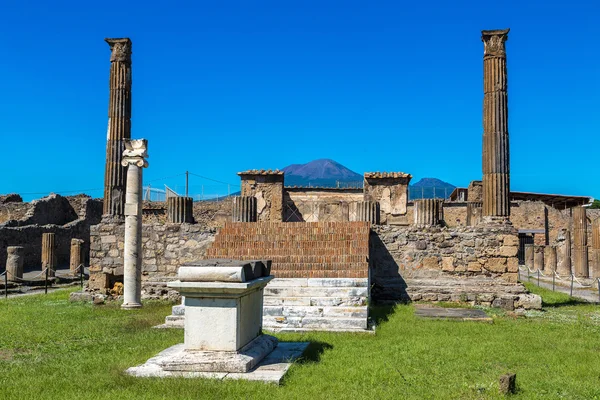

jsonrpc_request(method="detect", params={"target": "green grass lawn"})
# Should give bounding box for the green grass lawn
[1,287,599,400]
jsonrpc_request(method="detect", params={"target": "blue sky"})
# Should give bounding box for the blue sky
[1,0,598,201]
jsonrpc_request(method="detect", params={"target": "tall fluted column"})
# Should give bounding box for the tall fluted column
[121,139,148,309]
[103,38,132,217]
[481,29,510,222]
[572,207,589,277]
[41,233,56,277]
[591,218,600,279]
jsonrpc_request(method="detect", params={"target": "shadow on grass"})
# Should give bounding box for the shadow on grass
[369,304,397,327]
[296,341,333,364]
[542,298,591,308]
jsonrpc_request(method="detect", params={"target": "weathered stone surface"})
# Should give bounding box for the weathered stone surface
[413,199,444,226]
[515,294,542,310]
[572,207,588,277]
[103,38,132,217]
[41,232,56,277]
[5,246,24,282]
[481,29,510,221]
[363,172,411,223]
[499,373,517,395]
[232,196,257,223]
[238,171,284,222]
[167,197,194,224]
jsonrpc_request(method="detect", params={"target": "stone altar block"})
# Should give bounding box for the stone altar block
[127,260,308,382]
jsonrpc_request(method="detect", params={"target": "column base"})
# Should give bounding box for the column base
[121,302,143,309]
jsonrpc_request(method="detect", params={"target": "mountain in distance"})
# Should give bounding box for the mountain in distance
[281,159,456,199]
[282,159,363,187]
[409,178,456,200]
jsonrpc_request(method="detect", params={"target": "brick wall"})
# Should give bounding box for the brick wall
[206,221,370,278]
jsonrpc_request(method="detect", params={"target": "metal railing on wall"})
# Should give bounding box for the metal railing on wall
[518,265,600,303]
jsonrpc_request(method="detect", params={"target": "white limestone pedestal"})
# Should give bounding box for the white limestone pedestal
[127,261,309,384]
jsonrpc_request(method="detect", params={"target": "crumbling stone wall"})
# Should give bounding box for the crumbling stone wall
[88,221,215,296]
[239,172,284,222]
[0,194,102,269]
[371,225,520,302]
[364,173,411,225]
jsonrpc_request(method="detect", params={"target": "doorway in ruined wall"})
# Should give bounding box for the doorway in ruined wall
[518,233,534,265]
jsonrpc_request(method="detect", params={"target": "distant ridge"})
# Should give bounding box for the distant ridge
[282,159,363,187]
[280,159,456,198]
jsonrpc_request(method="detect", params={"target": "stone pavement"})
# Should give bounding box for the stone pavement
[414,304,492,322]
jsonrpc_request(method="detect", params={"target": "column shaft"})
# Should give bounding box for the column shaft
[70,239,84,275]
[41,233,56,277]
[6,246,24,282]
[481,29,510,221]
[168,197,195,223]
[232,196,257,222]
[572,207,588,277]
[103,38,132,217]
[592,219,600,279]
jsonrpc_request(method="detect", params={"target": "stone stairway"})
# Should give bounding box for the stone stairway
[206,222,371,331]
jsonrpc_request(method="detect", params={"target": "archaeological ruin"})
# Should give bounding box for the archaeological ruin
[3,30,600,330]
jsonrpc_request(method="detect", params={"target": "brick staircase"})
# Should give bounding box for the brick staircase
[206,222,371,331]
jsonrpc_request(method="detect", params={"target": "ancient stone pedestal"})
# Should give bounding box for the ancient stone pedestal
[41,232,56,277]
[363,172,411,224]
[544,245,557,274]
[121,139,148,309]
[557,229,572,276]
[466,202,482,226]
[356,201,380,225]
[167,197,194,223]
[413,199,443,226]
[524,244,534,270]
[126,260,308,383]
[572,207,588,278]
[103,38,132,217]
[481,29,511,223]
[232,196,257,222]
[238,170,284,222]
[533,246,544,272]
[70,239,84,275]
[6,246,24,282]
[592,219,600,279]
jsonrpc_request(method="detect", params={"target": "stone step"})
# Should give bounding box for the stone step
[268,278,368,288]
[263,305,367,319]
[264,286,368,298]
[263,296,367,307]
[263,316,368,331]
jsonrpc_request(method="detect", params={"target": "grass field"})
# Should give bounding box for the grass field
[1,286,599,399]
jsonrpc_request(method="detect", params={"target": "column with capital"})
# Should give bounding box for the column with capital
[481,29,511,222]
[121,139,148,309]
[103,38,132,217]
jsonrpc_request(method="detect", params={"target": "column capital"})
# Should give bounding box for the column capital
[105,37,132,63]
[481,29,509,58]
[121,139,149,168]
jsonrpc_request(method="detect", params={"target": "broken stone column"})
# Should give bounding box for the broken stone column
[572,207,589,277]
[413,199,443,226]
[466,202,482,226]
[544,245,557,274]
[592,218,600,279]
[6,246,24,282]
[533,246,544,272]
[121,139,148,309]
[557,229,572,276]
[481,29,511,223]
[167,197,194,223]
[103,38,132,217]
[41,232,56,277]
[232,196,257,222]
[70,239,84,275]
[524,244,534,270]
[356,201,380,225]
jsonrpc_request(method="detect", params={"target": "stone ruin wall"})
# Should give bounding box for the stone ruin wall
[239,173,284,222]
[88,221,215,299]
[0,194,102,269]
[370,224,526,307]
